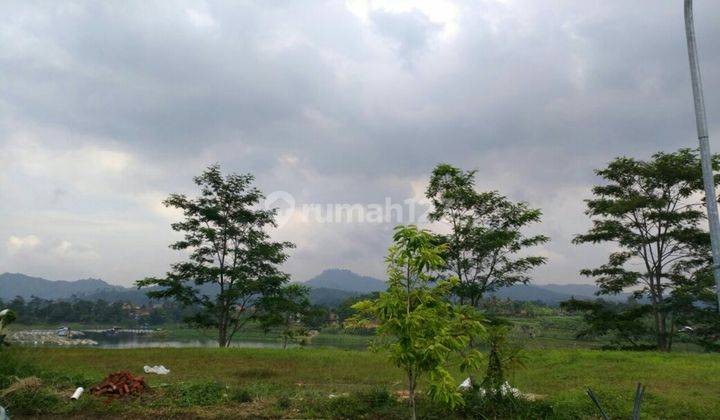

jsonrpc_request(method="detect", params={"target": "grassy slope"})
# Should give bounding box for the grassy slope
[4,346,720,418]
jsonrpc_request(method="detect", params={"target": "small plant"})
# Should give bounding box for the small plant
[230,387,253,404]
[459,389,554,419]
[481,319,525,396]
[0,309,17,347]
[349,225,485,420]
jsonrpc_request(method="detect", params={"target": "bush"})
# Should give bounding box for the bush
[1,387,61,416]
[230,387,253,403]
[458,390,554,419]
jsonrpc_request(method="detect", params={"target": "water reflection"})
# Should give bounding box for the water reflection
[82,332,293,349]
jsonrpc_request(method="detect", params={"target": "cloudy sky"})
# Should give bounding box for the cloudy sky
[1,0,720,286]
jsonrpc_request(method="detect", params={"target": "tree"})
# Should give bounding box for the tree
[258,283,314,349]
[560,298,654,349]
[574,149,719,351]
[137,164,294,347]
[348,225,485,420]
[668,267,720,351]
[426,164,548,307]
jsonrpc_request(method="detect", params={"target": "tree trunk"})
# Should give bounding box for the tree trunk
[407,370,416,420]
[218,326,228,348]
[649,285,670,351]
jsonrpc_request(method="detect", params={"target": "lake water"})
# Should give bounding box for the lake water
[81,331,293,349]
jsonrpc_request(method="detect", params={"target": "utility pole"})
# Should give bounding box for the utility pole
[684,0,720,311]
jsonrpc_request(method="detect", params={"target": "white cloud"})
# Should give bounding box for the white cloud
[6,235,41,254]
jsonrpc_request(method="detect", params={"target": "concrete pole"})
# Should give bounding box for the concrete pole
[684,0,720,311]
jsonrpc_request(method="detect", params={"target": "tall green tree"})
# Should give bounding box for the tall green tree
[349,225,485,420]
[426,164,548,307]
[560,298,654,349]
[574,149,718,351]
[137,165,294,347]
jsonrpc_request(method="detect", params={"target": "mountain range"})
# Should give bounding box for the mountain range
[0,270,629,307]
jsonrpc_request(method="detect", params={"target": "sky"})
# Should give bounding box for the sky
[1,0,720,287]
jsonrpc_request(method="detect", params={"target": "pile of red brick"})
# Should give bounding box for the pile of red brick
[90,371,148,398]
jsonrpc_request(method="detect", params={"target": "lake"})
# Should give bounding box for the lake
[81,331,297,349]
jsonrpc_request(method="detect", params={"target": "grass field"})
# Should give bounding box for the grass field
[2,346,719,418]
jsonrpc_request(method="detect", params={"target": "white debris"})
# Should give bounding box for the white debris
[144,365,170,375]
[459,379,525,399]
[71,387,84,400]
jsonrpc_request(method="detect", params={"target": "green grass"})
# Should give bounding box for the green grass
[1,346,718,418]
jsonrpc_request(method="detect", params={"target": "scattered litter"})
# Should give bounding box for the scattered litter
[90,371,147,398]
[459,380,537,400]
[144,365,170,375]
[71,387,84,400]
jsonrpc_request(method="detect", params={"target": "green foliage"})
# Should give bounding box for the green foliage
[136,164,294,347]
[480,319,526,395]
[426,164,548,307]
[258,283,315,349]
[230,387,254,403]
[349,225,485,419]
[574,148,720,351]
[670,267,720,351]
[459,390,554,419]
[560,298,655,349]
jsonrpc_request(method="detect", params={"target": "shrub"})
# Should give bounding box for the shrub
[230,387,253,403]
[1,387,60,416]
[458,390,554,419]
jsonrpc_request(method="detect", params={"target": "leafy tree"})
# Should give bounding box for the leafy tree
[348,225,485,420]
[426,164,548,307]
[258,283,314,349]
[137,164,294,347]
[560,298,654,349]
[574,149,718,351]
[669,267,720,351]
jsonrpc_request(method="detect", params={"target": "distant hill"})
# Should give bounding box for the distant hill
[304,269,386,293]
[492,283,631,305]
[1,271,633,307]
[308,287,359,307]
[536,283,631,303]
[0,273,123,301]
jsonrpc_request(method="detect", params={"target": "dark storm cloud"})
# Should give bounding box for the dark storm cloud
[1,0,720,284]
